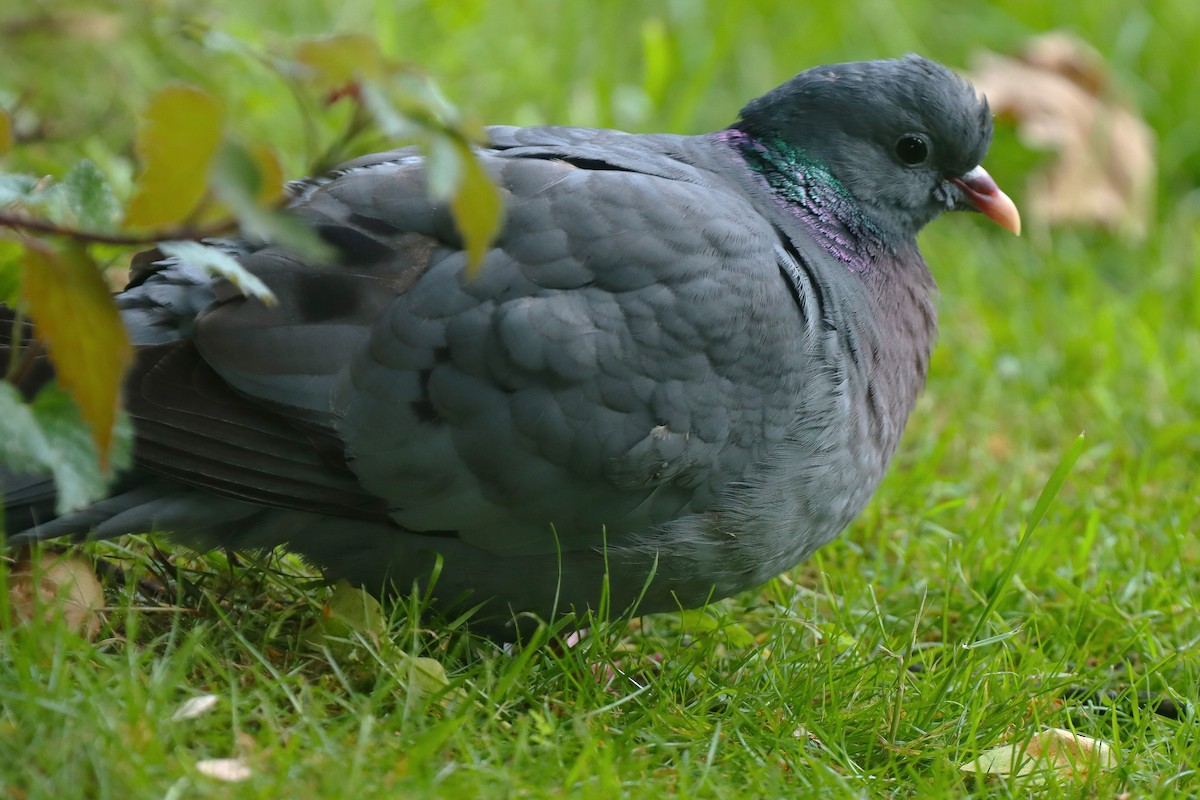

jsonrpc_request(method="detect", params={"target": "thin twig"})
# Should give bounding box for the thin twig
[0,212,239,246]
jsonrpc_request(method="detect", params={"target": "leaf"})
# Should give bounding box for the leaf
[961,728,1117,785]
[0,241,20,305]
[158,241,276,305]
[124,84,224,228]
[0,109,11,155]
[59,160,119,231]
[323,580,387,640]
[303,580,387,654]
[402,652,450,699]
[7,552,105,639]
[0,172,39,207]
[677,609,757,649]
[296,34,384,90]
[302,583,450,699]
[20,243,132,467]
[209,142,334,262]
[248,144,285,206]
[449,142,503,274]
[0,383,131,515]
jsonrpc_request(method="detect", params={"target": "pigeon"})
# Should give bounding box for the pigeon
[3,56,1019,635]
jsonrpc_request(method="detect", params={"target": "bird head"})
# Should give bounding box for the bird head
[735,55,1020,239]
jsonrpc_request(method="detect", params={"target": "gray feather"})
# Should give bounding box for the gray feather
[3,56,1014,636]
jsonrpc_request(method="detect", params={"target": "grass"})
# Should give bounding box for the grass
[2,0,1199,797]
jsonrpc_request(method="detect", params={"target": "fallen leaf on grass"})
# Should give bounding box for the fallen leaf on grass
[971,32,1156,240]
[7,552,104,638]
[195,758,252,782]
[961,727,1117,785]
[302,580,387,653]
[303,582,450,699]
[401,653,451,699]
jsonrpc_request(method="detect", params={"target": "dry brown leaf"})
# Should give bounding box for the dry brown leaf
[971,33,1155,240]
[7,552,104,639]
[961,727,1117,785]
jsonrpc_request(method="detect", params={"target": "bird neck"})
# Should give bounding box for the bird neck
[712,127,938,437]
[715,128,891,275]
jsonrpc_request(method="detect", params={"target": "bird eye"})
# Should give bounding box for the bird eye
[895,134,930,166]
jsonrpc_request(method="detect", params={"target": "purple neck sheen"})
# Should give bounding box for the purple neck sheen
[714,129,889,274]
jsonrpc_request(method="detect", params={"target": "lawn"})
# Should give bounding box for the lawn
[1,0,1198,797]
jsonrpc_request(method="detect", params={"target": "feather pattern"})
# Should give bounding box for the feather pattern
[2,56,1017,635]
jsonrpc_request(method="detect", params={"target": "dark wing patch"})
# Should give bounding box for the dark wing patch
[127,343,392,521]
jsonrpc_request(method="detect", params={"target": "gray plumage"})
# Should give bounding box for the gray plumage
[3,56,1018,635]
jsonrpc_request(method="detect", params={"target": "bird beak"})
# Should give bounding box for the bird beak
[951,165,1021,236]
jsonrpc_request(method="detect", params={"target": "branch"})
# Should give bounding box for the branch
[0,211,239,246]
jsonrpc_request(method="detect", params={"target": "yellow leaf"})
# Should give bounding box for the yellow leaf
[249,143,284,205]
[0,108,11,155]
[123,84,224,228]
[21,243,132,467]
[296,34,384,90]
[450,144,503,274]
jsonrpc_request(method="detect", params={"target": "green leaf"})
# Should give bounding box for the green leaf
[124,84,224,228]
[0,382,132,516]
[677,609,758,649]
[20,242,132,467]
[0,172,39,207]
[302,581,387,656]
[450,142,503,274]
[401,652,451,699]
[209,142,334,262]
[324,581,387,639]
[59,160,119,231]
[158,240,276,305]
[300,582,449,698]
